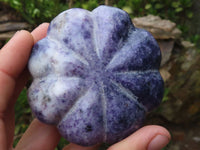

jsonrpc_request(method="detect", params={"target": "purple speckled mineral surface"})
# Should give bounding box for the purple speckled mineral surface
[28,5,164,146]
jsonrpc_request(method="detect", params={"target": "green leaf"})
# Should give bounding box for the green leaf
[14,125,21,135]
[172,1,180,8]
[25,108,31,113]
[32,8,40,17]
[175,7,183,13]
[155,3,164,9]
[122,6,133,14]
[12,0,21,6]
[145,4,152,10]
[162,88,170,102]
[81,3,88,10]
[187,12,193,18]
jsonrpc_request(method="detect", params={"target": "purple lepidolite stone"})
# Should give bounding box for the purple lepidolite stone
[28,5,164,146]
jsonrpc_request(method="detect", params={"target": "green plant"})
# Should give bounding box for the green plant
[114,0,193,21]
[1,0,68,25]
[162,88,170,102]
[1,0,194,36]
[55,137,69,150]
[189,34,200,49]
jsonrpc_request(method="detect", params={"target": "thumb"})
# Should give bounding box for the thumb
[108,125,171,150]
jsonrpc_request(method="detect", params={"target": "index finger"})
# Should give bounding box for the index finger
[0,30,34,115]
[0,31,34,79]
[0,23,49,112]
[0,23,49,80]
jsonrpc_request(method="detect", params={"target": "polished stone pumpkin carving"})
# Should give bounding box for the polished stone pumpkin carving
[28,5,164,146]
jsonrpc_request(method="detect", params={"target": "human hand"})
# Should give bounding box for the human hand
[0,23,170,150]
[0,23,62,150]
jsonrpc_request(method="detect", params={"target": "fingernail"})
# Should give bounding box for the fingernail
[148,135,170,150]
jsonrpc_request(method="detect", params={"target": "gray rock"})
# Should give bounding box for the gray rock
[181,40,195,49]
[0,22,31,41]
[181,41,197,71]
[0,31,15,40]
[157,40,174,66]
[132,15,182,39]
[0,22,31,33]
[160,68,171,82]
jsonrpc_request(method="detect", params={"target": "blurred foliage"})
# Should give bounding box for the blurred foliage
[116,0,194,21]
[0,0,68,24]
[1,0,198,46]
[0,0,194,25]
